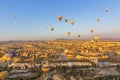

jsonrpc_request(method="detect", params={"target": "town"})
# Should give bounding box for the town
[0,40,120,80]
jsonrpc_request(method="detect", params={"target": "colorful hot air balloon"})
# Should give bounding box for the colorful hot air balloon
[50,27,54,31]
[65,19,68,22]
[41,64,51,73]
[97,18,100,22]
[70,19,75,25]
[58,16,63,21]
[105,8,109,12]
[78,35,80,38]
[67,32,71,36]
[90,29,94,33]
[0,71,9,80]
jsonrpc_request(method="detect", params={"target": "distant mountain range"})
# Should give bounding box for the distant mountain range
[1,38,120,42]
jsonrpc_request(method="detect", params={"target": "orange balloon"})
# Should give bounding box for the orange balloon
[67,55,73,60]
[58,16,63,21]
[41,64,51,73]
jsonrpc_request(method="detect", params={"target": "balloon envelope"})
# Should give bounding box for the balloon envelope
[70,19,75,25]
[65,19,68,22]
[58,16,63,21]
[90,29,94,33]
[64,49,69,54]
[67,55,73,60]
[105,8,109,12]
[7,51,16,58]
[50,27,54,31]
[67,32,71,36]
[13,14,16,19]
[93,36,100,40]
[42,64,51,73]
[97,18,100,22]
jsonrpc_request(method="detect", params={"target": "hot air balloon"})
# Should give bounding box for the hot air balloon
[78,35,80,38]
[67,62,73,67]
[67,32,71,36]
[105,8,109,12]
[13,14,16,19]
[64,49,69,54]
[75,55,85,60]
[65,19,68,22]
[0,71,9,80]
[97,18,100,22]
[70,19,75,25]
[67,54,73,60]
[93,35,100,40]
[58,16,63,21]
[7,50,16,58]
[41,64,51,73]
[64,49,73,55]
[50,27,54,31]
[90,29,94,33]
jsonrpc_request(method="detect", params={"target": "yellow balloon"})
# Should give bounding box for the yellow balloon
[70,19,75,25]
[67,32,71,36]
[64,49,69,54]
[93,36,100,40]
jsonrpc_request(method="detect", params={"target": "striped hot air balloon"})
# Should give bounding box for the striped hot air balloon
[41,64,51,73]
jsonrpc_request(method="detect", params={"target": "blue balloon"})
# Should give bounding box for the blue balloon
[7,51,16,58]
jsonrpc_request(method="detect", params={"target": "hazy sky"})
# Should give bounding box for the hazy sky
[0,0,120,41]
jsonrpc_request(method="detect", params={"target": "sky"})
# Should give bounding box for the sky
[0,0,120,41]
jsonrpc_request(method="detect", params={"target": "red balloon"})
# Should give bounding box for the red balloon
[58,16,62,21]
